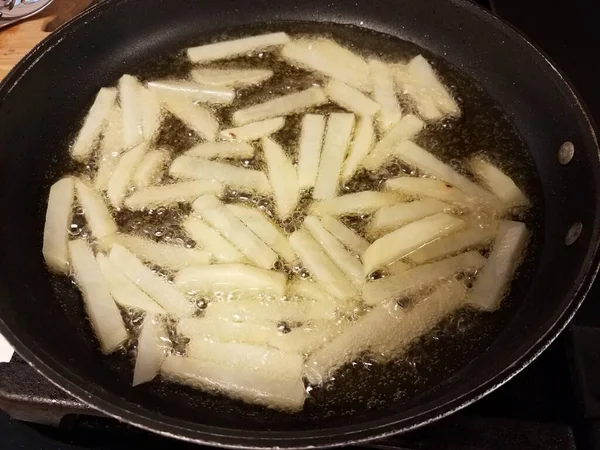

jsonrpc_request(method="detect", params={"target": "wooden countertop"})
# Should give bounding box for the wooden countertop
[0,0,93,80]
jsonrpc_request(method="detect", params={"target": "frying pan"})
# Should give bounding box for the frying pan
[0,0,599,447]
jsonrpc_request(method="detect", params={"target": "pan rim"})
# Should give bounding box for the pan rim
[1,0,599,447]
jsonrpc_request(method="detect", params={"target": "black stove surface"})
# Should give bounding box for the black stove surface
[2,0,600,449]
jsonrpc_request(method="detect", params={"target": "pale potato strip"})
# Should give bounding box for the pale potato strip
[262,137,300,220]
[95,106,123,191]
[148,80,234,105]
[325,80,380,116]
[469,156,530,210]
[178,318,279,345]
[297,114,326,190]
[75,179,117,240]
[384,177,472,205]
[158,94,219,141]
[191,68,274,88]
[270,323,345,355]
[133,314,169,386]
[185,142,254,159]
[182,217,244,264]
[219,117,285,142]
[406,55,460,116]
[43,177,75,274]
[319,215,369,256]
[124,180,224,210]
[139,87,162,141]
[187,32,290,63]
[107,142,148,208]
[119,75,144,149]
[369,59,402,131]
[132,149,169,189]
[368,199,448,238]
[310,191,400,216]
[341,116,375,182]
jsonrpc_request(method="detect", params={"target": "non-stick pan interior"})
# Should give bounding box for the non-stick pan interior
[0,0,598,446]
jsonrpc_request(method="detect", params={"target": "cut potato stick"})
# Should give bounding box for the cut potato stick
[161,354,305,412]
[313,113,355,199]
[170,156,271,195]
[103,233,211,271]
[118,75,144,149]
[74,179,117,240]
[193,195,279,269]
[68,240,128,354]
[124,180,224,210]
[305,279,466,384]
[95,106,123,191]
[289,279,337,303]
[178,318,279,345]
[233,87,327,126]
[226,204,296,263]
[324,80,380,116]
[262,137,300,220]
[71,87,117,160]
[408,222,498,264]
[187,32,290,63]
[386,260,410,275]
[132,149,169,189]
[304,216,363,287]
[310,191,400,216]
[43,177,75,274]
[133,314,169,386]
[219,117,285,142]
[341,116,375,182]
[158,94,218,141]
[363,251,485,305]
[363,213,465,275]
[109,244,194,317]
[182,217,244,264]
[467,221,528,311]
[107,141,148,208]
[385,177,472,205]
[297,114,326,190]
[369,59,402,131]
[406,55,460,116]
[139,87,162,141]
[270,323,344,355]
[175,264,287,296]
[469,157,530,210]
[281,39,371,92]
[289,229,358,300]
[368,199,448,238]
[148,80,234,105]
[319,215,369,256]
[288,280,354,317]
[185,142,254,159]
[362,115,424,170]
[191,68,274,88]
[96,253,165,313]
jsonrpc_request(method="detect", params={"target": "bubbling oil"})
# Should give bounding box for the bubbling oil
[50,22,542,426]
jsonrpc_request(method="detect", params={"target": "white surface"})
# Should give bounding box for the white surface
[0,333,14,362]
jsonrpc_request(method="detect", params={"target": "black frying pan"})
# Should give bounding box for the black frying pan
[0,0,599,447]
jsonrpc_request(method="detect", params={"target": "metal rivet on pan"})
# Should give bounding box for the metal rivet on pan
[565,222,583,246]
[558,141,575,165]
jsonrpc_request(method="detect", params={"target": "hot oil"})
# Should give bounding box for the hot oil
[51,21,543,427]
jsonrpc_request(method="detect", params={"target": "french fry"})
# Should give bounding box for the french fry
[232,87,327,126]
[297,114,326,190]
[68,240,128,354]
[158,94,219,141]
[178,318,279,345]
[118,75,144,149]
[71,87,117,160]
[310,191,400,216]
[384,177,471,205]
[148,80,235,105]
[469,157,530,211]
[109,244,195,317]
[191,68,274,88]
[175,264,287,296]
[281,39,371,92]
[467,221,528,311]
[362,115,424,170]
[386,259,410,275]
[408,222,498,264]
[124,180,224,210]
[95,106,123,191]
[262,137,300,220]
[182,217,244,264]
[313,113,355,199]
[324,80,380,116]
[363,213,465,275]
[369,59,402,131]
[341,116,375,182]
[226,204,297,263]
[132,149,169,189]
[289,279,337,304]
[107,142,148,208]
[43,177,75,274]
[270,323,345,355]
[367,199,448,238]
[363,251,485,305]
[139,87,162,141]
[170,156,271,195]
[74,179,117,239]
[319,215,369,256]
[193,195,279,269]
[304,216,363,287]
[406,55,460,116]
[289,229,358,300]
[96,253,166,313]
[133,314,169,386]
[185,142,254,159]
[161,354,305,412]
[187,32,290,63]
[219,117,285,142]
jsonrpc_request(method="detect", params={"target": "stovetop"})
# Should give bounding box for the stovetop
[2,0,600,449]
